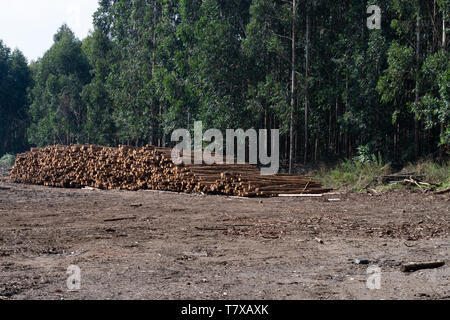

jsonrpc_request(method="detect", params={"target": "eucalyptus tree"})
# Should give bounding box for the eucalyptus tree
[28,25,91,146]
[0,41,31,156]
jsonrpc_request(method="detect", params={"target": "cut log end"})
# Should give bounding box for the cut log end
[10,144,330,197]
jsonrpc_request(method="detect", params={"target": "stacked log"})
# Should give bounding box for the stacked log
[10,145,330,197]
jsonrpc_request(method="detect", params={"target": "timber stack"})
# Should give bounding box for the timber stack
[10,145,330,197]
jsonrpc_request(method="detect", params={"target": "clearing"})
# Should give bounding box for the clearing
[0,167,449,300]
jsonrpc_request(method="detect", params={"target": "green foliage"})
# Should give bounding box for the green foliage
[28,25,91,146]
[0,41,32,156]
[0,154,16,169]
[319,158,449,192]
[1,0,448,169]
[353,145,380,164]
[420,53,450,146]
[404,160,450,187]
[318,158,390,191]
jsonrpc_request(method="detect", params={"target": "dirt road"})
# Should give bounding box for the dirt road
[0,168,449,300]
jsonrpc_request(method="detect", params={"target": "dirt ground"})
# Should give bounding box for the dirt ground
[0,166,449,300]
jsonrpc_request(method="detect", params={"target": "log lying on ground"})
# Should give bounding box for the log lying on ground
[435,188,450,195]
[382,173,425,183]
[401,261,445,273]
[10,144,331,197]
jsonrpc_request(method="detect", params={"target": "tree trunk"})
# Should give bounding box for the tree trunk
[304,5,310,165]
[289,0,297,174]
[335,98,339,156]
[394,122,398,161]
[150,2,158,146]
[444,14,447,48]
[328,108,332,153]
[264,109,268,130]
[415,8,421,159]
[345,76,349,158]
[440,15,446,160]
[314,137,318,162]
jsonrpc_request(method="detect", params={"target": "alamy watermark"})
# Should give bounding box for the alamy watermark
[67,265,81,291]
[171,121,280,175]
[367,5,382,30]
[366,265,382,290]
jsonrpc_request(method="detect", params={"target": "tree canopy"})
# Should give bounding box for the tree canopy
[0,0,449,169]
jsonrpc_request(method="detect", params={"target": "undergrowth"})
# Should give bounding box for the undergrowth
[316,145,449,192]
[403,160,450,189]
[0,154,15,169]
[317,159,390,191]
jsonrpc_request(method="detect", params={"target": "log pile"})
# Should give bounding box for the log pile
[10,145,330,197]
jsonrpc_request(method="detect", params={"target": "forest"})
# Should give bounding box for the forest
[0,0,449,172]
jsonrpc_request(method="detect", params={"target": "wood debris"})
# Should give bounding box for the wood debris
[104,216,137,222]
[401,261,445,273]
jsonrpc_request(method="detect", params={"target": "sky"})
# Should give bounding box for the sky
[0,0,99,62]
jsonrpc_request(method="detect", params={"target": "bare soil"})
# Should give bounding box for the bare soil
[0,167,449,300]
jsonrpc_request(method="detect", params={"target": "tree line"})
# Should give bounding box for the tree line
[0,41,31,156]
[1,0,449,171]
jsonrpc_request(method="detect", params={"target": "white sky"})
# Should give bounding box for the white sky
[0,0,99,62]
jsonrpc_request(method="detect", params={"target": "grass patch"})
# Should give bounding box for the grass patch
[373,182,409,193]
[317,159,390,191]
[317,158,449,192]
[0,154,16,169]
[403,160,450,188]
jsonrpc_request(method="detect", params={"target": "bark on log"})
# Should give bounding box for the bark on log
[10,144,330,197]
[401,261,445,273]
